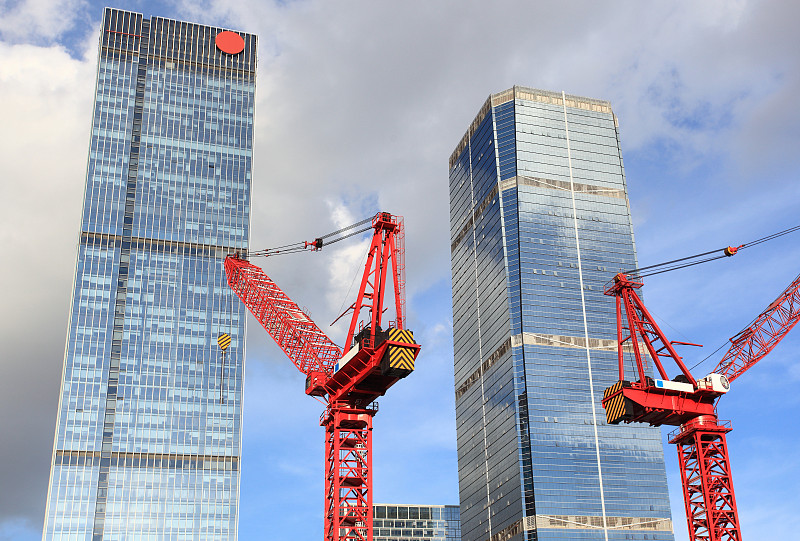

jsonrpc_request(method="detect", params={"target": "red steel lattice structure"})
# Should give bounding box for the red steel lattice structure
[322,406,375,541]
[671,417,738,541]
[225,212,420,541]
[602,272,800,541]
[224,256,342,375]
[713,272,800,382]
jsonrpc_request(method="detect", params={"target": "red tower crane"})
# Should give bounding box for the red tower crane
[225,212,420,541]
[602,270,800,541]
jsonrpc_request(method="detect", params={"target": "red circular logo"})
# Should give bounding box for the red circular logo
[215,31,245,55]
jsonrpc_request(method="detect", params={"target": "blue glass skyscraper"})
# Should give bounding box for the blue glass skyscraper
[43,8,255,539]
[449,87,673,541]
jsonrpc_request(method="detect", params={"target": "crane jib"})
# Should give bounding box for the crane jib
[713,271,800,382]
[224,254,342,376]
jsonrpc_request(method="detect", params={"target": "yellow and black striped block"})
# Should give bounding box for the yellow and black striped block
[217,333,232,351]
[388,328,414,345]
[602,380,633,425]
[381,329,417,379]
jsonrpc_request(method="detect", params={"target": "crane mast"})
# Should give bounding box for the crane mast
[225,212,420,541]
[602,271,800,541]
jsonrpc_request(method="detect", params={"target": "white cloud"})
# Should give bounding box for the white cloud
[0,0,87,42]
[0,40,95,335]
[0,38,95,528]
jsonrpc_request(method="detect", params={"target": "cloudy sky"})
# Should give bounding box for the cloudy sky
[1,0,799,540]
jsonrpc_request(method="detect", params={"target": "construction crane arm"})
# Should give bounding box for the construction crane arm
[224,254,342,377]
[714,271,800,383]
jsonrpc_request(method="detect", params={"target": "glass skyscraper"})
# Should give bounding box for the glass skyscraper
[43,8,255,540]
[373,504,461,541]
[448,87,673,541]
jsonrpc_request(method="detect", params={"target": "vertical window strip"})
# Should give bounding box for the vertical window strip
[561,90,609,539]
[466,131,493,540]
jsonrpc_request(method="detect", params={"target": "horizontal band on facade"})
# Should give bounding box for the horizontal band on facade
[512,332,648,356]
[484,514,672,541]
[530,514,673,532]
[455,331,634,401]
[450,172,625,254]
[100,46,257,77]
[80,231,246,259]
[491,87,613,114]
[449,85,614,169]
[54,450,239,471]
[455,337,511,401]
[511,332,617,352]
[139,133,254,156]
[500,175,625,199]
[451,184,499,253]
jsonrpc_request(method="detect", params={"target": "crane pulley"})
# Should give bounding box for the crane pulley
[224,211,420,541]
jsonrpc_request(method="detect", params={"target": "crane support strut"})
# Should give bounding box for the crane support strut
[323,403,375,541]
[601,273,741,541]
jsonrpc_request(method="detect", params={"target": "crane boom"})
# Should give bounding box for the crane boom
[714,272,800,382]
[224,254,342,377]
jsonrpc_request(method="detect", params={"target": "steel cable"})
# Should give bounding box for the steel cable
[625,223,800,373]
[624,222,800,279]
[740,223,800,248]
[246,214,376,258]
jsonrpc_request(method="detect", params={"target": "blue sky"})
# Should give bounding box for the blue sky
[1,1,799,540]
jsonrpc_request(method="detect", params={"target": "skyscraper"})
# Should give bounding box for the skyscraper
[43,8,255,539]
[448,87,673,541]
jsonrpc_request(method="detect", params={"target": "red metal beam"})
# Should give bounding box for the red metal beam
[224,254,342,376]
[603,273,748,541]
[670,416,742,541]
[344,213,405,353]
[324,338,420,405]
[323,404,375,541]
[603,385,716,427]
[223,212,419,541]
[714,272,800,382]
[605,273,698,386]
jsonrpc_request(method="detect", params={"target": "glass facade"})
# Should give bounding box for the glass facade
[373,504,461,541]
[42,8,256,540]
[449,87,673,541]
